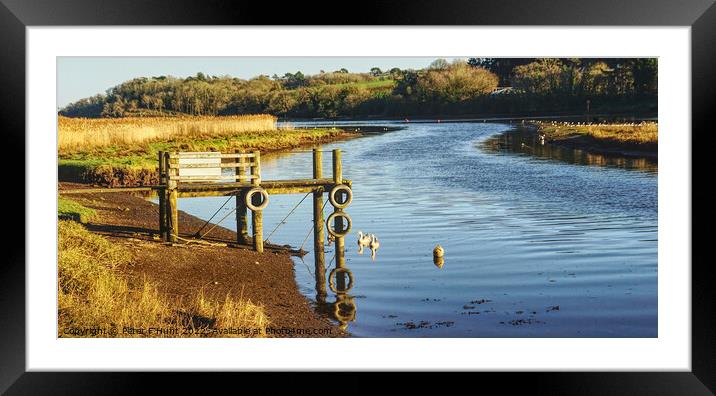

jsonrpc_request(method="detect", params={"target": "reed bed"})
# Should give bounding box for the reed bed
[57,114,354,186]
[58,114,277,153]
[537,121,658,144]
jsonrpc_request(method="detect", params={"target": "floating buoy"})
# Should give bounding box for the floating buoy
[433,244,444,257]
[433,244,445,268]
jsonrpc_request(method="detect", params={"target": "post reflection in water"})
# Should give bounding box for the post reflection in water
[311,147,358,330]
[315,208,357,330]
[180,121,657,337]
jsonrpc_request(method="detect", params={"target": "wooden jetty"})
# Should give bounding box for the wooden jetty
[60,149,351,252]
[157,148,355,312]
[154,148,352,253]
[61,148,355,324]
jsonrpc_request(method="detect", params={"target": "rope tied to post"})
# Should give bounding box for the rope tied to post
[192,190,239,237]
[265,191,311,244]
[197,205,238,240]
[299,199,330,252]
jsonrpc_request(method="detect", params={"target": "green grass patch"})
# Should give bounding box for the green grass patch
[58,197,96,223]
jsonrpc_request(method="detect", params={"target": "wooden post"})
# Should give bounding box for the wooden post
[158,151,167,242]
[335,223,346,290]
[251,151,263,253]
[235,149,249,245]
[251,196,263,253]
[312,148,327,302]
[167,152,178,243]
[252,151,262,185]
[164,152,172,242]
[331,149,346,290]
[169,188,178,243]
[332,149,342,184]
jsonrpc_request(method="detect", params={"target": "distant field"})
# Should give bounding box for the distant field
[332,79,396,89]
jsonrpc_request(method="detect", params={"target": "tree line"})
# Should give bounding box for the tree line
[60,58,657,119]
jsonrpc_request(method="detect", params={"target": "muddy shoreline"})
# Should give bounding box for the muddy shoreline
[59,182,346,337]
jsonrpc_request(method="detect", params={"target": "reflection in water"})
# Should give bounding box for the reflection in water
[482,127,658,173]
[314,207,358,330]
[368,234,380,261]
[178,121,658,337]
[433,244,445,269]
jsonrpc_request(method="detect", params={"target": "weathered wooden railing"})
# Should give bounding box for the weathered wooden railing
[157,149,352,260]
[158,150,262,248]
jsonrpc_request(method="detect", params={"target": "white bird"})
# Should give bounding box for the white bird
[369,234,380,261]
[357,231,371,254]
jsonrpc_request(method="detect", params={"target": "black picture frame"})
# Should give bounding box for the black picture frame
[2,0,714,393]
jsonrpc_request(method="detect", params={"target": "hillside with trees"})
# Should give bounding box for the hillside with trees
[60,58,657,119]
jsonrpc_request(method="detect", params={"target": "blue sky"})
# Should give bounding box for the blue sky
[57,57,445,108]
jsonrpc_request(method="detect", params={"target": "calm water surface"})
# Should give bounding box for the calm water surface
[178,121,658,337]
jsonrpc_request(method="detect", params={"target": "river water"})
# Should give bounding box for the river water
[178,121,658,337]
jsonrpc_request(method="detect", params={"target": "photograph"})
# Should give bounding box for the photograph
[56,56,658,338]
[2,0,711,388]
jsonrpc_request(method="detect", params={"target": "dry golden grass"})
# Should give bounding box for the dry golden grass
[583,122,658,144]
[58,218,269,337]
[190,290,269,334]
[58,114,277,152]
[537,121,658,144]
